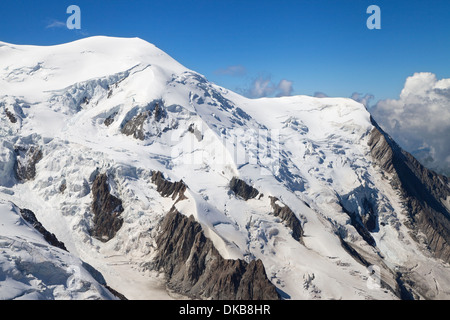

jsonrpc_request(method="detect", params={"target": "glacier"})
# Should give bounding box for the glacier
[0,36,449,300]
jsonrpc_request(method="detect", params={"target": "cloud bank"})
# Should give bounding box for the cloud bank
[350,92,374,108]
[370,72,450,176]
[214,65,247,77]
[313,92,329,98]
[244,76,294,98]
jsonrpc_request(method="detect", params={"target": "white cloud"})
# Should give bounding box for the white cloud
[46,20,66,29]
[244,76,294,98]
[371,72,450,175]
[350,92,374,107]
[276,79,294,97]
[246,76,275,98]
[215,65,247,77]
[313,92,329,98]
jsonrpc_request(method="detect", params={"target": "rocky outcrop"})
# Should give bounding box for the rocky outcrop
[103,112,117,127]
[19,208,67,251]
[59,181,67,194]
[121,111,150,140]
[153,102,163,122]
[368,117,450,263]
[121,102,169,140]
[5,108,17,123]
[231,179,304,243]
[338,236,416,300]
[230,177,259,200]
[151,170,187,201]
[148,172,279,299]
[14,145,43,181]
[80,261,128,300]
[152,207,280,300]
[339,200,377,247]
[90,173,124,242]
[361,197,378,232]
[338,236,370,267]
[269,196,304,243]
[188,123,203,141]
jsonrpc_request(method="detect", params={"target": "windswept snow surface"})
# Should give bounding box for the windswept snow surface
[0,36,449,300]
[0,200,116,300]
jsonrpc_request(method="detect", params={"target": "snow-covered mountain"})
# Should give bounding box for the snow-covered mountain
[0,36,449,300]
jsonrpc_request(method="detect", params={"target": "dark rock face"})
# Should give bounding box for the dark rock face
[153,103,163,122]
[80,261,128,300]
[151,171,187,201]
[59,181,67,193]
[104,284,128,300]
[104,112,117,127]
[152,207,280,300]
[368,117,450,263]
[338,185,380,236]
[5,108,17,123]
[230,177,259,201]
[90,173,124,242]
[121,111,150,140]
[361,198,378,232]
[121,102,169,140]
[338,236,415,300]
[269,196,304,243]
[19,208,67,251]
[188,123,203,141]
[14,145,43,181]
[339,201,377,247]
[338,236,370,267]
[395,272,416,300]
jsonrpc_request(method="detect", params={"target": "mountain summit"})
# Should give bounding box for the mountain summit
[0,36,449,300]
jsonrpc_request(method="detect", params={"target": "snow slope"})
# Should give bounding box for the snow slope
[0,36,449,300]
[0,200,117,299]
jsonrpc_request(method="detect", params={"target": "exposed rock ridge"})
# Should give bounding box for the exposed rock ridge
[90,173,124,242]
[19,208,67,251]
[338,236,415,300]
[368,117,450,263]
[121,102,171,140]
[121,111,150,140]
[80,261,128,300]
[5,108,17,123]
[103,111,117,127]
[230,177,259,200]
[338,201,377,247]
[14,145,43,181]
[269,196,304,243]
[151,170,187,201]
[152,207,280,300]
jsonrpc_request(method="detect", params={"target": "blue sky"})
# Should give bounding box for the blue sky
[1,0,449,102]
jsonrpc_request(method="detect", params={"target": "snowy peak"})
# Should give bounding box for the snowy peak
[0,36,449,300]
[0,36,187,102]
